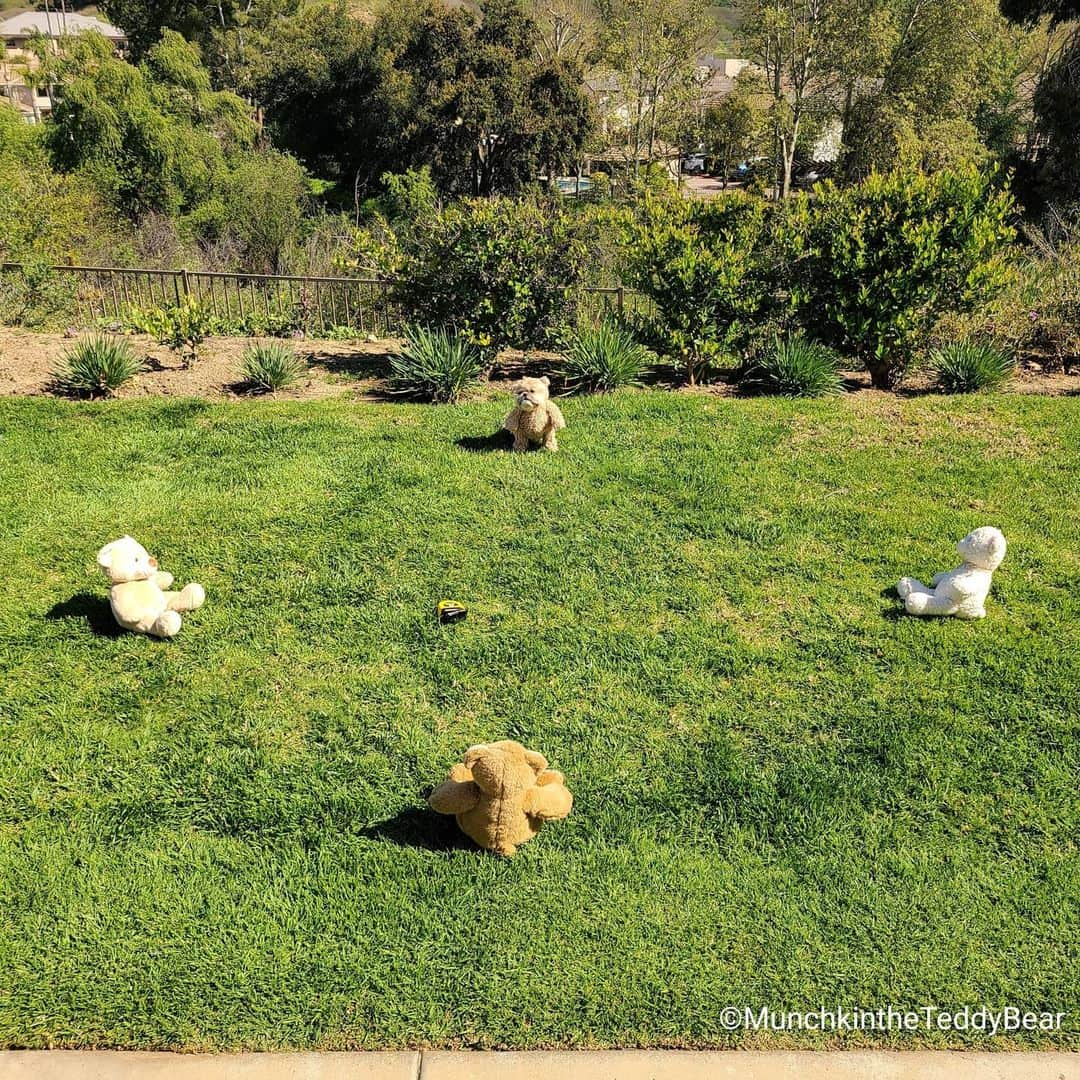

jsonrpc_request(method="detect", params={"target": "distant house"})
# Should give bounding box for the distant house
[695,56,756,107]
[0,11,127,123]
[0,11,127,51]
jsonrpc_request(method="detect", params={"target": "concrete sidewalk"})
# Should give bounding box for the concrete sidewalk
[2,1051,1079,1080]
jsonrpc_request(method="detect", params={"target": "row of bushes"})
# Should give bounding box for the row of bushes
[13,168,1080,391]
[342,166,1075,390]
[53,324,1016,404]
[53,337,307,397]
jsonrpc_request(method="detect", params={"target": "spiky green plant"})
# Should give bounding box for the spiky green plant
[931,341,1016,393]
[53,336,142,398]
[745,334,844,398]
[241,341,306,393]
[560,319,653,392]
[388,325,484,403]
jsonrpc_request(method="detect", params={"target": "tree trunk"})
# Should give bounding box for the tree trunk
[867,357,902,390]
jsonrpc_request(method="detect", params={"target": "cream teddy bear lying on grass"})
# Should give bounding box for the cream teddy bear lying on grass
[897,527,1007,619]
[97,536,206,638]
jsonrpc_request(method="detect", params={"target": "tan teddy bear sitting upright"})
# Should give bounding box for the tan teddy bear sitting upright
[504,377,566,452]
[97,536,206,638]
[429,740,573,856]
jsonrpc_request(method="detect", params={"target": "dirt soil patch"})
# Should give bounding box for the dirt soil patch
[1,328,1076,402]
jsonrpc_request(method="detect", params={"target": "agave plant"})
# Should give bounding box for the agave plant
[745,334,844,398]
[241,341,306,393]
[560,318,653,392]
[388,325,484,403]
[53,335,142,398]
[930,341,1015,393]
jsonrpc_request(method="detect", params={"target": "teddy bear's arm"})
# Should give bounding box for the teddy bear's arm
[429,775,480,816]
[503,409,521,434]
[524,779,573,822]
[546,403,566,431]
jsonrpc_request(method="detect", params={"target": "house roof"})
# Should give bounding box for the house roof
[0,11,126,41]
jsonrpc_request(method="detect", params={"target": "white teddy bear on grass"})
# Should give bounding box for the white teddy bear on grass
[97,536,206,638]
[897,527,1007,619]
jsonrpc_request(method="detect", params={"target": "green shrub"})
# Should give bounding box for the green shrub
[139,297,212,366]
[368,195,623,354]
[744,334,844,398]
[931,341,1015,393]
[241,341,306,392]
[388,325,484,403]
[624,192,775,384]
[560,319,652,392]
[780,169,1016,389]
[53,335,142,397]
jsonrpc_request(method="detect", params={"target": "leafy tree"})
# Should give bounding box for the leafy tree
[48,31,256,218]
[247,0,595,199]
[1000,0,1080,206]
[780,169,1016,388]
[699,71,769,187]
[838,0,1028,182]
[100,0,300,68]
[594,0,710,167]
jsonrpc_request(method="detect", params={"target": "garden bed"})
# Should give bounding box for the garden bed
[0,393,1076,1051]
[1,328,1077,402]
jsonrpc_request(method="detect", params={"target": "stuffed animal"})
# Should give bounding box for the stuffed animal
[97,536,206,638]
[503,377,566,452]
[897,527,1007,619]
[428,740,573,856]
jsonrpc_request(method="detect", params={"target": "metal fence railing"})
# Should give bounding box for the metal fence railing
[0,263,651,338]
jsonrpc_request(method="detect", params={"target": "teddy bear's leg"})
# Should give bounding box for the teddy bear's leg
[525,781,573,822]
[904,589,959,617]
[930,572,948,587]
[542,431,559,452]
[154,571,175,590]
[429,778,480,816]
[165,583,206,613]
[512,433,530,453]
[148,610,183,638]
[897,576,927,601]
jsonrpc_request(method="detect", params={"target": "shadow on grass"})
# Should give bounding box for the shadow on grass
[358,805,477,853]
[308,350,392,380]
[456,430,515,454]
[45,593,124,637]
[879,584,906,621]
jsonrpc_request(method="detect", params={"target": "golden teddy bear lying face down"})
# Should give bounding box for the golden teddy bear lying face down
[503,377,566,452]
[428,740,573,856]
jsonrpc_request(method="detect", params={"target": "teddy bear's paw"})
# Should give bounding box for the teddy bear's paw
[181,583,206,611]
[152,611,183,638]
[897,577,915,600]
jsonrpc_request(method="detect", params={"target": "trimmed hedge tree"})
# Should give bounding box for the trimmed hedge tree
[780,169,1016,389]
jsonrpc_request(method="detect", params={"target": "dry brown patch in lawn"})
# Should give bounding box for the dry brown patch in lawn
[786,394,1038,456]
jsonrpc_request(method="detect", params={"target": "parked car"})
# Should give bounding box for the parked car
[793,161,834,190]
[681,154,706,175]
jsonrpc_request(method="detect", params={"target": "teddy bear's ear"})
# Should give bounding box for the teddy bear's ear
[541,376,550,387]
[524,750,549,774]
[96,539,121,569]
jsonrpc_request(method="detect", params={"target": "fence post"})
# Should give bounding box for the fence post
[616,286,625,317]
[180,268,191,301]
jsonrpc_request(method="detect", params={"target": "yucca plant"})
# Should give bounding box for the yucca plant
[388,325,484,403]
[53,335,142,398]
[931,340,1015,393]
[560,318,653,392]
[241,341,306,392]
[745,334,844,398]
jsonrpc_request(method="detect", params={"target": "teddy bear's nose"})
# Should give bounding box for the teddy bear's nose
[149,558,158,568]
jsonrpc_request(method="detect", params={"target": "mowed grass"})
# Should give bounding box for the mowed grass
[0,392,1077,1051]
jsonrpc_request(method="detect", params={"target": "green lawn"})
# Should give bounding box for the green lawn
[0,392,1077,1051]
